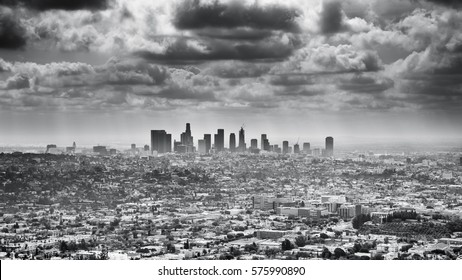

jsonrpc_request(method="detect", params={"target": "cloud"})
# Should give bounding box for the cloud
[269,74,314,86]
[173,0,301,32]
[202,61,271,78]
[0,58,12,72]
[156,86,216,101]
[136,36,297,62]
[99,57,170,86]
[425,0,462,9]
[5,74,30,89]
[273,44,383,74]
[319,1,348,34]
[337,74,395,94]
[0,11,27,49]
[4,58,170,90]
[0,0,110,11]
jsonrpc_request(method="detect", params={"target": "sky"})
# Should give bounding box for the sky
[0,0,462,148]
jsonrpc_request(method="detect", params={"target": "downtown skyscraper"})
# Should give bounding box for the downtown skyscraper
[151,130,171,154]
[325,136,334,157]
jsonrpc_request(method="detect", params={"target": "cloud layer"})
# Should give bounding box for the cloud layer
[0,0,461,134]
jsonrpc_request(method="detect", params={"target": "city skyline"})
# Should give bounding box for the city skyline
[1,0,462,147]
[151,123,334,154]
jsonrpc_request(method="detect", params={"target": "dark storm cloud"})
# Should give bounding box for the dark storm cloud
[137,37,295,63]
[0,13,27,49]
[320,1,348,34]
[338,75,394,94]
[174,0,301,32]
[402,73,462,97]
[425,0,462,8]
[0,0,110,11]
[195,28,274,41]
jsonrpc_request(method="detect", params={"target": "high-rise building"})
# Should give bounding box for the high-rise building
[282,141,289,154]
[144,145,150,151]
[229,133,236,152]
[131,144,136,150]
[93,145,107,155]
[151,130,171,154]
[178,123,194,153]
[198,139,206,154]
[263,139,270,151]
[214,129,224,152]
[166,134,172,153]
[303,142,311,154]
[238,127,246,152]
[460,156,462,166]
[251,139,258,149]
[261,134,267,150]
[325,136,334,157]
[294,144,300,154]
[204,134,211,154]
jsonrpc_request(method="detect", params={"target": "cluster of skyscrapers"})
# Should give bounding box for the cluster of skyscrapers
[150,123,334,156]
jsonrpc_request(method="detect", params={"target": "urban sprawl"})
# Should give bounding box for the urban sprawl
[1,123,462,260]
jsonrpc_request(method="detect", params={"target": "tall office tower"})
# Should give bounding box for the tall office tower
[73,142,76,150]
[166,134,172,153]
[282,141,289,154]
[263,139,270,151]
[214,129,224,152]
[144,145,150,151]
[294,144,300,154]
[204,134,211,154]
[251,139,258,149]
[325,136,334,157]
[229,133,236,152]
[460,157,462,166]
[179,123,194,152]
[261,134,267,150]
[273,144,279,153]
[303,142,311,154]
[131,144,136,150]
[151,130,171,154]
[238,126,246,152]
[198,140,206,154]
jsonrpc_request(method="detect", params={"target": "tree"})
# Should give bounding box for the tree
[282,239,294,251]
[166,243,176,253]
[59,241,68,253]
[244,242,258,253]
[264,248,279,259]
[321,248,332,259]
[295,235,307,247]
[320,233,329,239]
[334,248,346,259]
[352,214,371,229]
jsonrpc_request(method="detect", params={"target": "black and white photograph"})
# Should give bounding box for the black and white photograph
[1,0,462,278]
